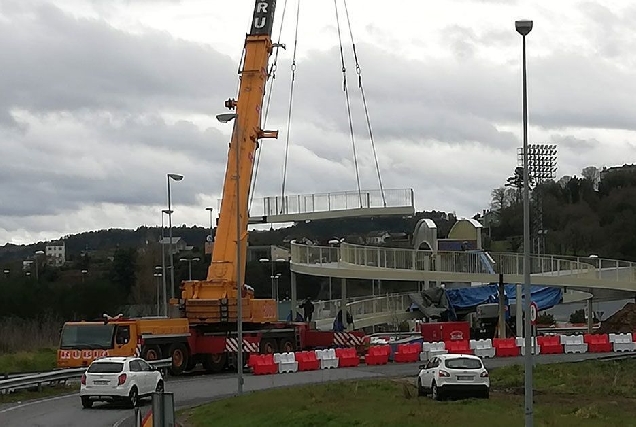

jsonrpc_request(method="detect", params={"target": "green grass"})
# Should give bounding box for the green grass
[0,348,57,374]
[180,359,636,427]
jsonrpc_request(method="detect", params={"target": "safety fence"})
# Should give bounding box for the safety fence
[243,332,636,376]
[0,358,172,395]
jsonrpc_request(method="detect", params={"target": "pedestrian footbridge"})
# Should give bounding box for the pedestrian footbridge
[290,242,636,331]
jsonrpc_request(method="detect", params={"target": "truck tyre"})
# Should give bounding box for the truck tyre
[259,337,278,354]
[278,337,295,353]
[141,344,162,361]
[202,353,227,373]
[168,343,189,376]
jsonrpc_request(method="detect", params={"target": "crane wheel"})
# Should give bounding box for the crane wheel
[202,353,227,373]
[278,337,295,353]
[168,343,189,376]
[141,345,162,361]
[259,338,278,354]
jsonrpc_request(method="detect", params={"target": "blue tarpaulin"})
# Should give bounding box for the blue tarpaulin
[445,284,563,312]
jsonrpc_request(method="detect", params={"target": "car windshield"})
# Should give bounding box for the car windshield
[60,324,115,349]
[444,357,483,370]
[87,362,123,373]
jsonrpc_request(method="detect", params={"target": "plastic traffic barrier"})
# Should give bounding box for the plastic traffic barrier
[492,338,520,357]
[295,351,320,371]
[584,334,612,353]
[609,333,636,352]
[335,348,359,367]
[470,339,496,358]
[274,352,299,373]
[251,354,278,375]
[444,340,472,354]
[394,343,420,363]
[316,349,340,369]
[537,335,563,354]
[365,345,390,365]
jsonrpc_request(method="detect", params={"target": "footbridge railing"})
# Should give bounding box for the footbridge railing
[291,242,636,289]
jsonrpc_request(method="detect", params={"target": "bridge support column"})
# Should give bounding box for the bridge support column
[587,298,593,333]
[516,284,523,337]
[291,271,297,322]
[341,278,348,331]
[498,273,506,339]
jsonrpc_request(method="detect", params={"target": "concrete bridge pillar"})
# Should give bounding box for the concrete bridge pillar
[291,271,297,322]
[340,278,348,331]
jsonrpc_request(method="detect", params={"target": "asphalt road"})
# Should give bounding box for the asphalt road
[0,352,624,427]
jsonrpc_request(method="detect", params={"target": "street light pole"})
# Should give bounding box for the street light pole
[516,18,534,427]
[154,266,162,315]
[161,209,171,317]
[167,173,184,313]
[217,112,243,394]
[179,257,200,281]
[34,250,44,281]
[206,207,214,238]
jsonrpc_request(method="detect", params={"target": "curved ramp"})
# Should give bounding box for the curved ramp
[291,242,636,293]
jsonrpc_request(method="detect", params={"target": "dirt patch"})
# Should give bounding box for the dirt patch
[596,302,636,334]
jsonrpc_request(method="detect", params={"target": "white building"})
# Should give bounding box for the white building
[45,241,66,267]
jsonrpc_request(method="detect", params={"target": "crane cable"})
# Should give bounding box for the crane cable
[342,0,387,207]
[249,0,289,214]
[279,0,301,214]
[334,0,363,208]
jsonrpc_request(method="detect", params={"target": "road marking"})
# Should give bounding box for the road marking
[0,393,77,414]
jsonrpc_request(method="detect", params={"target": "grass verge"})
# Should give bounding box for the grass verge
[179,359,636,427]
[0,348,57,374]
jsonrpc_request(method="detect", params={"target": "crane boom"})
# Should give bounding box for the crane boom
[178,0,279,324]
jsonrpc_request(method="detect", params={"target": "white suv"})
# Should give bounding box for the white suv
[80,356,164,409]
[416,353,489,400]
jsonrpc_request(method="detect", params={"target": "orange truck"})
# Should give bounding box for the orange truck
[56,0,366,374]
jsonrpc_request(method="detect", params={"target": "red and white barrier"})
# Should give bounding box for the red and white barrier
[247,332,636,376]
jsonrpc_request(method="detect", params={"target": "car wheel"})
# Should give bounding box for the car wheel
[432,382,442,401]
[128,387,139,408]
[482,388,490,399]
[156,380,164,393]
[417,379,425,397]
[81,397,93,409]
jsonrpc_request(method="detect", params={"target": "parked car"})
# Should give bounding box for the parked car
[416,353,489,400]
[80,356,164,409]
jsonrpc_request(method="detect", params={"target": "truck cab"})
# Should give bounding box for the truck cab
[57,319,139,368]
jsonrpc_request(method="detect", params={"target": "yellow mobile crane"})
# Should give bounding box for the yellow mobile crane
[177,0,279,324]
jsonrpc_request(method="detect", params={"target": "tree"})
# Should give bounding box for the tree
[109,248,137,294]
[536,312,555,325]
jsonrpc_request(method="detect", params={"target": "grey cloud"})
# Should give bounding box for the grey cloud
[0,2,236,119]
[548,135,597,152]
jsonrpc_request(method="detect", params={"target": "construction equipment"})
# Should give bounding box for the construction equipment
[56,0,366,375]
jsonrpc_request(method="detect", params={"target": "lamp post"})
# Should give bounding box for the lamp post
[34,250,44,281]
[154,267,162,316]
[179,257,201,281]
[167,173,184,310]
[161,209,172,316]
[516,18,534,427]
[205,207,214,238]
[217,111,243,394]
[259,256,287,300]
[270,273,282,301]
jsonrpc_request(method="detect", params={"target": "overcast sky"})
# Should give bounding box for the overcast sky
[1,0,636,245]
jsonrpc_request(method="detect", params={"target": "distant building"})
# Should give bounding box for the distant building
[159,237,191,255]
[247,245,290,262]
[600,164,636,181]
[45,241,66,267]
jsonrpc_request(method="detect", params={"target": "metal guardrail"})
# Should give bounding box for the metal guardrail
[0,358,172,394]
[312,292,413,322]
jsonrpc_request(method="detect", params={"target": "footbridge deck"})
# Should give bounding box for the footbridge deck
[247,189,415,224]
[289,243,636,331]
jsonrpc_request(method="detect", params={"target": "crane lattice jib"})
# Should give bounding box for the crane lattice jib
[180,0,278,322]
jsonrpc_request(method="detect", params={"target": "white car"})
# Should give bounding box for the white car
[416,353,489,400]
[80,356,164,409]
